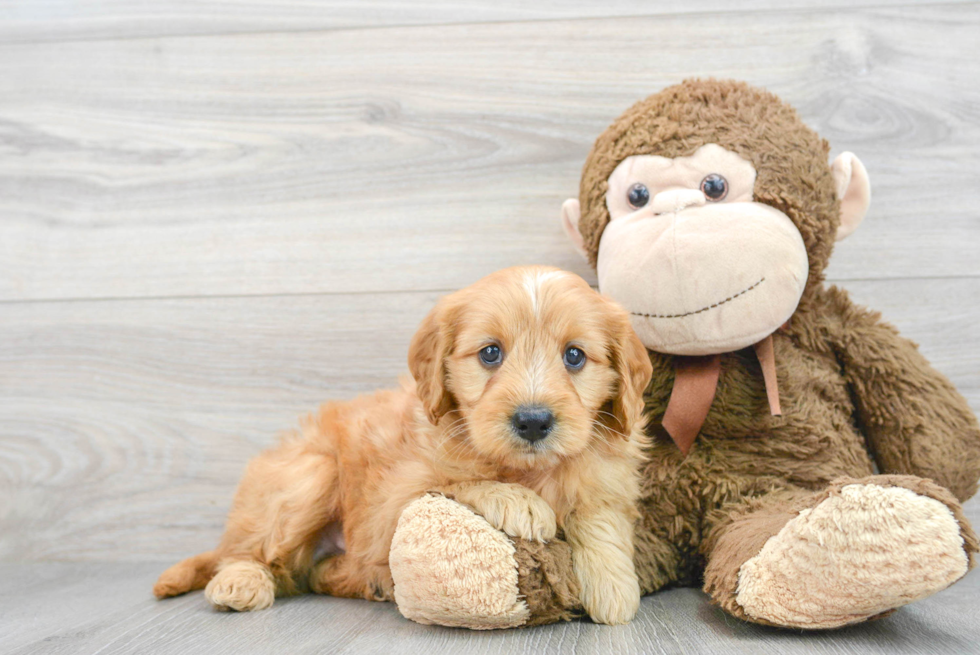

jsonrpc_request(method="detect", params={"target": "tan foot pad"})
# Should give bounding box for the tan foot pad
[736,483,970,629]
[389,494,529,629]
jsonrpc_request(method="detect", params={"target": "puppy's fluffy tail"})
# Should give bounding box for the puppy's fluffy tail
[153,550,219,599]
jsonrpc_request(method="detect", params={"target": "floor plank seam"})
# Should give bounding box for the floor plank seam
[0,273,975,308]
[0,0,976,49]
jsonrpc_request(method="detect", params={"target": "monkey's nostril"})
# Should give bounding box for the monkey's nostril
[511,406,554,443]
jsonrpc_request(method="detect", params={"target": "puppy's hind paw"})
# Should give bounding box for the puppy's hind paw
[205,561,276,612]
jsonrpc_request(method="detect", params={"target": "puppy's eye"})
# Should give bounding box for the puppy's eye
[563,346,586,371]
[479,344,502,366]
[627,183,650,209]
[700,174,728,201]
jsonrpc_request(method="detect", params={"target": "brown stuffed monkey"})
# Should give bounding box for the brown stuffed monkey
[387,79,980,629]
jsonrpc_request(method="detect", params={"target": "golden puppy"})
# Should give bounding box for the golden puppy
[153,265,652,625]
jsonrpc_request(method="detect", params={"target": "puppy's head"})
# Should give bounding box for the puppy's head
[408,266,652,468]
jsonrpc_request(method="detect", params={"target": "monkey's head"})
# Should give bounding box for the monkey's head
[562,79,871,356]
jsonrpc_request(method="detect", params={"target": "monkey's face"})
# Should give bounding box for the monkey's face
[561,80,872,358]
[596,144,808,356]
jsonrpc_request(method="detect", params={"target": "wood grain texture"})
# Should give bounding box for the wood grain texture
[1,278,977,562]
[0,291,436,561]
[1,558,979,655]
[0,0,972,43]
[1,4,979,302]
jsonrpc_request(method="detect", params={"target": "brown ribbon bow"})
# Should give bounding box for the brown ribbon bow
[661,334,782,456]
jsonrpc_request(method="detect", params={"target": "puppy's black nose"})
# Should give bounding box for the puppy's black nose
[512,406,554,443]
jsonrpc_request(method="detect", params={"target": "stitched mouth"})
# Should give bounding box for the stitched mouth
[631,277,765,319]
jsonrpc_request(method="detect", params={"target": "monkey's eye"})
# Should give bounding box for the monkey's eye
[627,183,650,209]
[563,346,586,371]
[700,174,728,201]
[479,344,502,366]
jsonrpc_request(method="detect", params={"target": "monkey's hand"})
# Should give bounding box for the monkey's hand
[830,288,980,501]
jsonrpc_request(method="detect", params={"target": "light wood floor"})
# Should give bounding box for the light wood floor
[1,1,978,653]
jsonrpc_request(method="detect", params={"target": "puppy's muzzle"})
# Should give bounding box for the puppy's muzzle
[511,406,554,443]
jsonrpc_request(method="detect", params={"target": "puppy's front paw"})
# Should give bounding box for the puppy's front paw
[205,560,276,612]
[580,571,641,625]
[468,483,557,543]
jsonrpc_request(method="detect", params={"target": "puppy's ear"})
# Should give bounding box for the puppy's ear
[408,300,457,424]
[605,310,653,438]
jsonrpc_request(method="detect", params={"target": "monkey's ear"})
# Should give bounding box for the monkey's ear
[831,152,871,242]
[561,198,588,259]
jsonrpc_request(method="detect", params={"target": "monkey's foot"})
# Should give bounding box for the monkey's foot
[735,481,973,629]
[389,494,581,629]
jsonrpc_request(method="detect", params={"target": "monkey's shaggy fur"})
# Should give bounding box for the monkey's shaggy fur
[389,79,980,628]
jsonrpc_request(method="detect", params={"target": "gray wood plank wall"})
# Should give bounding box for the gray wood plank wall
[1,0,978,578]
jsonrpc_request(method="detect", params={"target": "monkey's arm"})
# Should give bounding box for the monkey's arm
[825,287,980,501]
